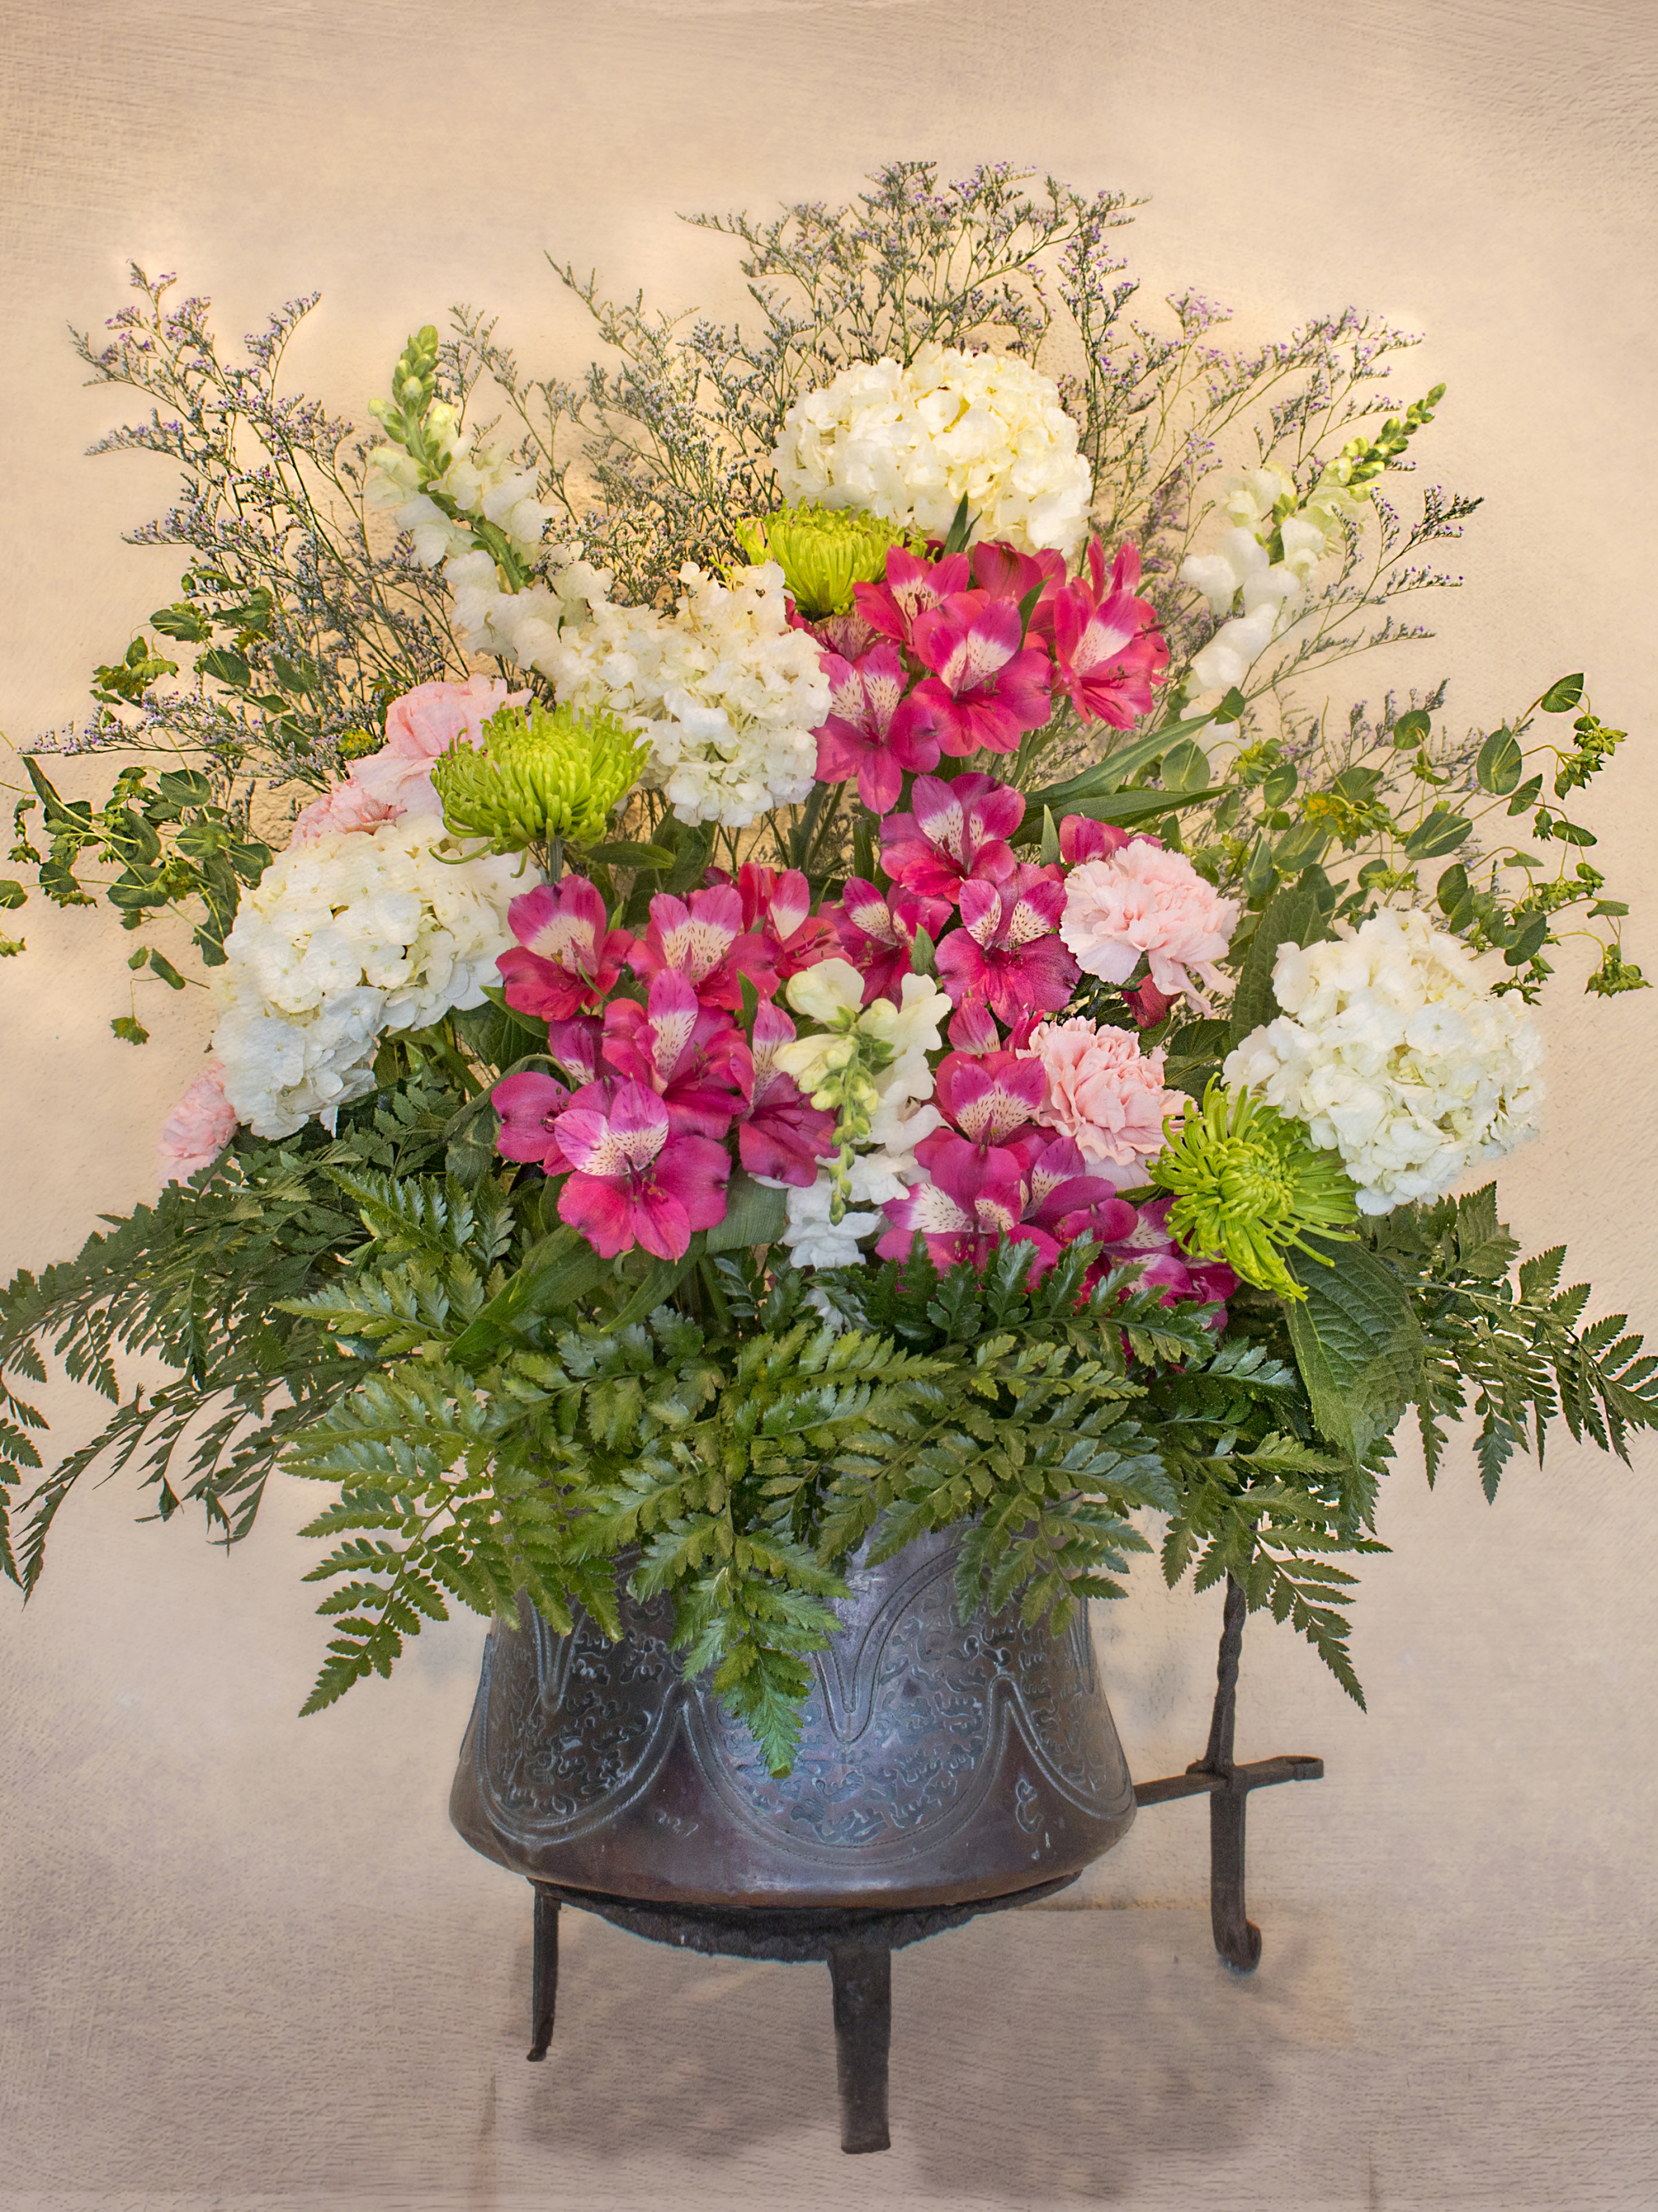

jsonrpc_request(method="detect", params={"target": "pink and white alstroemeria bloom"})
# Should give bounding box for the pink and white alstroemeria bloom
[625,886,778,1012]
[876,1135,1040,1272]
[934,867,1080,1027]
[879,773,1024,907]
[930,1049,1048,1153]
[814,642,940,814]
[729,863,839,980]
[908,590,1053,757]
[970,539,1067,639]
[739,1004,838,1187]
[828,878,952,1006]
[554,1080,731,1261]
[492,1070,576,1172]
[1051,540,1169,729]
[601,971,750,1139]
[496,875,628,1022]
[852,546,970,651]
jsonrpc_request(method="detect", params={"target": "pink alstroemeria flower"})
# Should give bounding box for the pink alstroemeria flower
[729,863,840,980]
[554,1080,730,1261]
[1020,1134,1141,1249]
[970,540,1068,640]
[1052,540,1170,729]
[738,1005,838,1187]
[934,866,1080,1027]
[497,875,628,1023]
[601,971,750,1140]
[827,878,953,1006]
[814,643,940,814]
[853,546,971,651]
[908,590,1053,757]
[879,773,1025,908]
[929,1050,1048,1155]
[624,886,777,1013]
[492,1070,576,1172]
[876,1137,1043,1273]
[1090,1194,1238,1325]
[1060,815,1137,867]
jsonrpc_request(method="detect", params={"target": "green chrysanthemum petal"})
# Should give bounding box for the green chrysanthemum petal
[431,700,647,853]
[1149,1081,1359,1300]
[737,503,910,619]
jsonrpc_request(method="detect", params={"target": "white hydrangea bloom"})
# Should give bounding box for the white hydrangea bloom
[212,821,519,1139]
[533,559,829,829]
[772,342,1094,559]
[1222,908,1545,1214]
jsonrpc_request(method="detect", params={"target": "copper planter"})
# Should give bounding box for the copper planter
[451,1526,1137,1910]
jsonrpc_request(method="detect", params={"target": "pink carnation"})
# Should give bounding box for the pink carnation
[291,674,527,844]
[1059,845,1239,1013]
[158,1062,237,1182]
[1023,1019,1185,1188]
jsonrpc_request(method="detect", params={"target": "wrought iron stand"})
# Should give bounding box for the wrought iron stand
[521,1574,1323,2153]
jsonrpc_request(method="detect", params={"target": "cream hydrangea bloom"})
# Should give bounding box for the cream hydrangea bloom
[1222,908,1545,1214]
[772,342,1094,559]
[211,821,519,1138]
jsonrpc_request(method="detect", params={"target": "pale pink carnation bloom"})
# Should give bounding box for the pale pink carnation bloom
[158,1061,238,1182]
[291,675,528,845]
[1059,845,1239,1013]
[1024,1018,1186,1186]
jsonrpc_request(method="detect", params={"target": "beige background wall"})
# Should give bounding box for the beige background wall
[2,3,1656,2207]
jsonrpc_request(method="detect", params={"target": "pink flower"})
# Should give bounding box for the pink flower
[729,864,839,980]
[827,878,952,1006]
[738,1005,838,1186]
[624,887,777,1013]
[806,606,884,661]
[1051,542,1169,728]
[853,546,971,652]
[496,875,628,1022]
[1094,1194,1238,1320]
[1021,1134,1141,1249]
[879,773,1024,907]
[908,591,1052,757]
[157,1062,237,1181]
[970,539,1067,640]
[877,1135,1045,1273]
[930,1050,1048,1152]
[934,866,1080,1027]
[1060,815,1138,867]
[291,674,526,844]
[1059,845,1239,1012]
[601,972,750,1140]
[1022,1018,1186,1188]
[554,1081,730,1261]
[813,642,940,814]
[493,1070,576,1172]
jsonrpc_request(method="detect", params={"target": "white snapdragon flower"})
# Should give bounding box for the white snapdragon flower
[212,821,518,1140]
[1223,908,1545,1214]
[772,342,1095,559]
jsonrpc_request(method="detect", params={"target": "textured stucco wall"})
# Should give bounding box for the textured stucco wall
[2,4,1656,2207]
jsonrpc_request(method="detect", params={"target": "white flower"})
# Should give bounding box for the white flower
[1222,466,1297,534]
[778,1177,882,1270]
[1188,604,1282,694]
[212,821,519,1139]
[1222,908,1545,1214]
[772,342,1094,559]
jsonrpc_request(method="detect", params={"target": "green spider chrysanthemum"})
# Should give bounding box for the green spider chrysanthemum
[1149,1082,1360,1300]
[430,700,646,853]
[735,503,909,618]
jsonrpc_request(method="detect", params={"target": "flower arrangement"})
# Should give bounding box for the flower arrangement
[2,163,1652,1776]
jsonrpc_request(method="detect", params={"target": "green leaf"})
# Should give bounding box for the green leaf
[1029,710,1217,807]
[1403,806,1473,860]
[0,880,25,912]
[1392,708,1431,749]
[147,949,188,990]
[1540,674,1584,713]
[704,1173,789,1253]
[1285,1239,1424,1465]
[1475,728,1523,796]
[1159,739,1210,793]
[198,647,251,689]
[580,841,676,870]
[109,1015,150,1045]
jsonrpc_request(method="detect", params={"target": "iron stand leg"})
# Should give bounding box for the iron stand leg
[528,1887,559,2061]
[827,1941,891,2154]
[1193,1574,1261,1974]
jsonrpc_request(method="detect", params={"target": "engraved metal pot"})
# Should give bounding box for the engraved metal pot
[450,1525,1137,1911]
